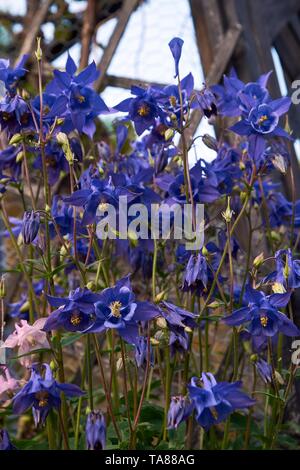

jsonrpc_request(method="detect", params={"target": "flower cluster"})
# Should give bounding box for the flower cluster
[0,35,299,452]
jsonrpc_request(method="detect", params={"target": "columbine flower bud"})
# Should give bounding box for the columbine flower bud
[86,411,106,450]
[35,37,43,61]
[0,276,6,298]
[202,134,218,151]
[154,291,167,303]
[9,133,23,145]
[156,316,168,329]
[253,252,264,268]
[56,132,74,164]
[21,210,40,245]
[164,128,174,141]
[16,151,24,163]
[271,154,288,174]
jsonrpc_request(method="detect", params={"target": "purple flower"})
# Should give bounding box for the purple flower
[0,55,28,94]
[0,429,16,450]
[44,288,101,332]
[188,373,255,430]
[44,55,108,137]
[86,411,106,450]
[13,363,84,426]
[265,249,300,289]
[194,85,217,118]
[255,358,272,384]
[21,210,40,245]
[224,284,299,337]
[230,97,291,140]
[87,277,158,345]
[167,396,193,429]
[115,86,165,135]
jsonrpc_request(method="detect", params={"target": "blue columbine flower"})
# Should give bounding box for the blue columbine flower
[134,336,154,368]
[86,277,158,345]
[212,69,271,117]
[188,373,255,430]
[167,395,193,429]
[194,84,217,118]
[264,249,300,290]
[0,55,28,94]
[86,411,106,450]
[44,287,101,332]
[115,86,165,135]
[13,363,84,426]
[0,429,16,450]
[230,97,291,139]
[224,284,299,337]
[0,144,22,179]
[44,55,108,137]
[255,358,272,384]
[21,210,40,245]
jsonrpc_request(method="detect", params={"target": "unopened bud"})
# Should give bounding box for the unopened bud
[250,354,258,363]
[35,37,43,61]
[0,276,6,298]
[16,151,24,163]
[56,132,74,164]
[202,134,218,151]
[156,316,167,329]
[86,281,96,291]
[253,252,264,268]
[9,133,23,145]
[165,128,174,141]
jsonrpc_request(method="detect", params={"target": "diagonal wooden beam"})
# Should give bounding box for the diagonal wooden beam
[94,0,140,91]
[185,23,242,145]
[16,0,52,64]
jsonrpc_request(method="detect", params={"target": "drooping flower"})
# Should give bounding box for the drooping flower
[86,411,106,450]
[12,363,84,426]
[44,288,101,332]
[134,336,154,368]
[0,429,16,450]
[255,358,272,384]
[224,284,299,338]
[188,373,255,430]
[2,318,50,367]
[194,85,217,118]
[167,395,193,429]
[21,210,40,245]
[264,249,300,290]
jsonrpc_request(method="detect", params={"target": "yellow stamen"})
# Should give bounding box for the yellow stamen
[70,313,82,326]
[257,115,268,124]
[260,316,268,327]
[169,95,177,107]
[77,95,85,103]
[137,104,150,117]
[180,184,186,196]
[109,300,122,318]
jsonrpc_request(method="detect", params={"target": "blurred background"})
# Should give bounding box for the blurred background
[1,0,300,164]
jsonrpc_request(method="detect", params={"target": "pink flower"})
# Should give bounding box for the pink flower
[0,367,19,402]
[1,318,50,366]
